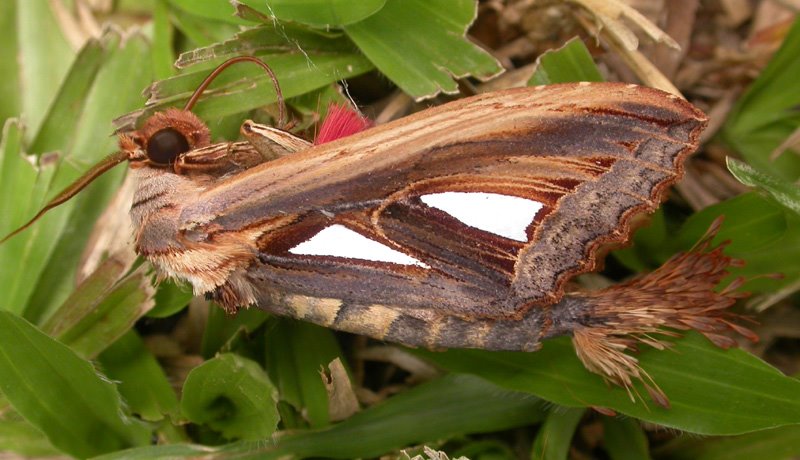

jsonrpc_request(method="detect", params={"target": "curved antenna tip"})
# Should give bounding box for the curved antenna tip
[0,150,128,245]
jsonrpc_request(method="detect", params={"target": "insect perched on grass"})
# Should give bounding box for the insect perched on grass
[3,56,757,407]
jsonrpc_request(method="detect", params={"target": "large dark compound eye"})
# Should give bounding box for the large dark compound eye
[146,128,190,165]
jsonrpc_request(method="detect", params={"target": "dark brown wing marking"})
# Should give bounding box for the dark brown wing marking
[180,83,706,320]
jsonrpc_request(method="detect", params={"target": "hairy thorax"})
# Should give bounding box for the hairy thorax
[129,166,260,309]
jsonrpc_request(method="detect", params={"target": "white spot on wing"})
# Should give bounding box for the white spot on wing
[289,224,427,267]
[420,192,543,242]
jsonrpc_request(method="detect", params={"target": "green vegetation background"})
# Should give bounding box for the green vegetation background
[0,1,799,459]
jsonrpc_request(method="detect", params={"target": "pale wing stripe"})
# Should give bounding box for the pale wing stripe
[289,224,428,267]
[420,192,543,242]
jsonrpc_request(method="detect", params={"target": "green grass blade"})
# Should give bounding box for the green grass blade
[23,32,153,321]
[51,265,156,359]
[152,0,176,79]
[99,331,182,423]
[344,0,503,100]
[17,0,75,137]
[530,407,585,460]
[39,252,135,339]
[0,1,20,123]
[201,306,270,357]
[0,311,150,458]
[29,36,112,154]
[0,119,32,240]
[0,420,59,457]
[149,280,193,318]
[602,417,651,460]
[0,119,58,316]
[264,319,345,427]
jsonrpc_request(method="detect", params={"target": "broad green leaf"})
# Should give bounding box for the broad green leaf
[531,407,585,460]
[98,374,547,459]
[17,0,75,137]
[676,193,799,292]
[721,18,800,180]
[656,425,800,460]
[263,0,386,26]
[676,193,787,254]
[344,0,503,100]
[415,333,800,435]
[99,331,181,422]
[0,311,150,457]
[529,37,604,86]
[181,353,280,441]
[602,417,650,460]
[726,157,800,216]
[265,319,345,427]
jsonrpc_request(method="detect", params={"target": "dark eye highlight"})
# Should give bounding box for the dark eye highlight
[146,128,190,165]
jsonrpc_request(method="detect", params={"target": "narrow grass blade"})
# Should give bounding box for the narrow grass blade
[531,407,585,460]
[0,311,150,458]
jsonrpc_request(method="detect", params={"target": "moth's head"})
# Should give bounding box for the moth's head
[1,55,285,245]
[122,108,211,169]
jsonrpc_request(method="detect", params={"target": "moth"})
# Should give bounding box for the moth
[5,57,755,406]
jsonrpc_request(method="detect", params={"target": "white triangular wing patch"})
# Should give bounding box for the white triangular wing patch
[420,192,543,242]
[289,224,427,267]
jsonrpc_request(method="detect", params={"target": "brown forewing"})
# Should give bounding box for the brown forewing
[175,83,706,320]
